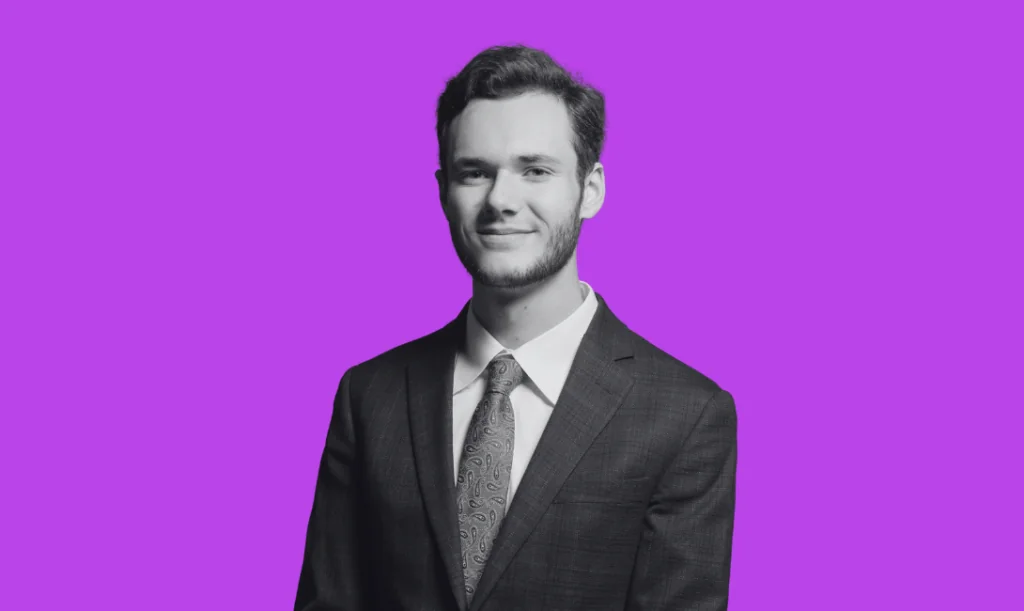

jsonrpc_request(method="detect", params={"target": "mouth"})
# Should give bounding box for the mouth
[477,229,533,236]
[475,229,533,249]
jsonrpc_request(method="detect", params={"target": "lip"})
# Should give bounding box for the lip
[477,229,533,235]
[477,230,532,250]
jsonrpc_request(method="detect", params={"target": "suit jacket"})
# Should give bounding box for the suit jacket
[295,294,738,610]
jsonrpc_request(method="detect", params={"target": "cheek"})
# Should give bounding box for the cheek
[530,191,578,227]
[446,189,484,222]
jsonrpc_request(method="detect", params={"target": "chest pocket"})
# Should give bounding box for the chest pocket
[551,471,650,504]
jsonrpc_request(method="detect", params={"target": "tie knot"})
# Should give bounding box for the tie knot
[485,354,524,396]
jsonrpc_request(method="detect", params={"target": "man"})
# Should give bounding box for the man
[295,45,738,610]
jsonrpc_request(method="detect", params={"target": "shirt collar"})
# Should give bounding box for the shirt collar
[453,281,599,404]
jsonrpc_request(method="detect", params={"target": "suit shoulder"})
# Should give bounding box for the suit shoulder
[627,329,726,396]
[340,323,450,389]
[623,330,737,434]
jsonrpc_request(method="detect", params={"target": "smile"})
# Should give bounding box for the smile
[477,231,533,249]
[478,229,533,235]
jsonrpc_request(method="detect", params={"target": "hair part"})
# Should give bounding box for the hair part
[436,45,606,188]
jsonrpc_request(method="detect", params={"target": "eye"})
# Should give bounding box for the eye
[525,167,551,178]
[458,170,488,182]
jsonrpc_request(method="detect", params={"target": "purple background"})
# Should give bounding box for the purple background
[2,1,1022,608]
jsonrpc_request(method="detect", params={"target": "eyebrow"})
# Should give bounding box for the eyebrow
[515,154,562,166]
[452,154,563,168]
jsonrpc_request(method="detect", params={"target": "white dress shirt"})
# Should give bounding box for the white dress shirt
[452,281,599,503]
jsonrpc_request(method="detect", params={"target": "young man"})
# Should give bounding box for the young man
[295,45,738,611]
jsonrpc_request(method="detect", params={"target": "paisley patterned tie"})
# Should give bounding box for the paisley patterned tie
[456,353,524,601]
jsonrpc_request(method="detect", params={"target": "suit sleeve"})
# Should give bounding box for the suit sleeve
[294,369,366,610]
[626,389,738,610]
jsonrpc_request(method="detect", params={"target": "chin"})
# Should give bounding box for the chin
[476,274,538,289]
[453,237,545,287]
[475,265,527,285]
[464,257,526,286]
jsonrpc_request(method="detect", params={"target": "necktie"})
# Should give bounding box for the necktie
[456,353,524,601]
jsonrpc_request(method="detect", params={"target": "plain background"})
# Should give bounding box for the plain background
[2,1,1022,609]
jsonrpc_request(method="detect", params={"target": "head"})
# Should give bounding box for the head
[435,45,607,290]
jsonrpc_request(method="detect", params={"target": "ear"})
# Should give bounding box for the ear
[435,169,449,216]
[579,162,605,220]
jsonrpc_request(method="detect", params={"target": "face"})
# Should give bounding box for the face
[437,92,604,290]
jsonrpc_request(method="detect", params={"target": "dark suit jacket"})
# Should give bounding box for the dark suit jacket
[295,294,738,610]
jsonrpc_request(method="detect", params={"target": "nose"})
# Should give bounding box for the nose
[484,169,521,215]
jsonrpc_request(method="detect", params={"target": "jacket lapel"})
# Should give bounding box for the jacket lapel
[407,303,471,611]
[468,295,636,610]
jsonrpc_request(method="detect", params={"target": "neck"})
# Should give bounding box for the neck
[471,258,585,350]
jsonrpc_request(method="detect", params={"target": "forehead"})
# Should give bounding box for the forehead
[448,92,576,162]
